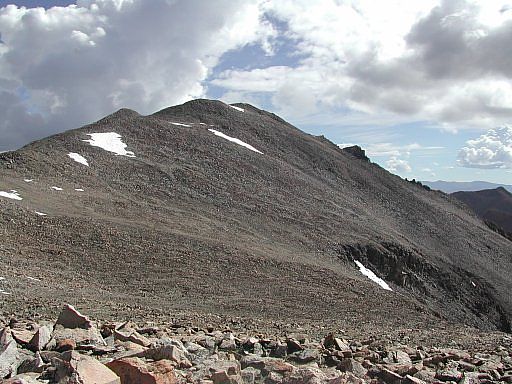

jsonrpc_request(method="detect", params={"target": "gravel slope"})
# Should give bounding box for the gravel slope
[1,99,511,337]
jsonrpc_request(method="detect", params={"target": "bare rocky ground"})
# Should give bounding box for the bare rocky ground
[1,304,511,383]
[1,99,512,382]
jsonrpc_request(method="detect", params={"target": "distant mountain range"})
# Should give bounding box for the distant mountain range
[452,187,512,234]
[423,180,512,193]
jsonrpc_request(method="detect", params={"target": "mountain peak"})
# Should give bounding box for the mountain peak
[1,99,512,334]
[153,98,243,118]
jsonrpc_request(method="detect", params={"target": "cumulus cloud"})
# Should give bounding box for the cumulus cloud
[457,125,512,168]
[386,156,412,174]
[213,0,512,129]
[0,0,273,151]
[422,167,436,177]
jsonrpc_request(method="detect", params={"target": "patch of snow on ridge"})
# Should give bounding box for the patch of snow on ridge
[208,129,263,154]
[75,188,84,192]
[354,260,392,291]
[51,186,63,191]
[170,122,191,127]
[34,211,47,216]
[0,190,22,200]
[83,132,135,157]
[68,152,89,166]
[24,179,33,183]
[229,105,245,112]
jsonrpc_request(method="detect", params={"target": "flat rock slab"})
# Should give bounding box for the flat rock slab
[0,329,19,379]
[56,304,93,329]
[55,350,120,384]
[29,325,52,351]
[106,357,177,384]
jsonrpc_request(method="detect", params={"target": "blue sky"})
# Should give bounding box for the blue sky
[1,1,512,183]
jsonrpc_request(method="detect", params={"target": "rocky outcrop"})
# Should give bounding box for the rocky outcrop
[341,145,369,161]
[0,305,511,383]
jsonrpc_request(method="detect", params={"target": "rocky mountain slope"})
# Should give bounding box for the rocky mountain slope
[1,99,512,336]
[452,187,512,234]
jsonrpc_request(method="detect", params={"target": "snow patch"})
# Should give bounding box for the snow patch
[208,129,263,154]
[34,211,47,216]
[0,190,22,200]
[26,276,41,282]
[51,186,63,191]
[229,105,245,112]
[75,188,84,192]
[24,179,33,183]
[354,260,392,291]
[170,122,191,127]
[471,281,476,287]
[83,132,135,157]
[0,277,4,280]
[68,152,89,166]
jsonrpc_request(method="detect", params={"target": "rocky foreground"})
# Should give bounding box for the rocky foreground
[0,305,511,384]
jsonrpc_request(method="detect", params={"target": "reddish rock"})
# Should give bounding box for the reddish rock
[106,357,177,384]
[210,369,241,384]
[54,350,120,384]
[116,340,147,353]
[143,339,191,368]
[208,360,241,376]
[379,367,404,384]
[28,325,52,351]
[56,338,76,352]
[403,374,428,384]
[16,351,45,374]
[323,334,351,352]
[114,329,152,348]
[383,363,416,376]
[56,304,93,329]
[11,326,38,346]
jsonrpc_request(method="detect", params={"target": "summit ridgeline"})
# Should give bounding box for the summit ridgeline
[1,99,512,341]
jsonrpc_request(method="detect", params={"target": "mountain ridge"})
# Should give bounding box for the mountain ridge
[452,187,512,234]
[423,180,512,193]
[1,99,511,336]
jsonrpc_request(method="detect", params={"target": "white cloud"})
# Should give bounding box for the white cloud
[457,125,512,168]
[422,167,436,177]
[386,156,412,174]
[214,0,512,130]
[0,0,272,150]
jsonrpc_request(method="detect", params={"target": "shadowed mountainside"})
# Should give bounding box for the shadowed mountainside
[452,187,512,234]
